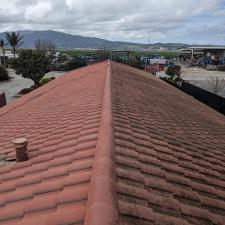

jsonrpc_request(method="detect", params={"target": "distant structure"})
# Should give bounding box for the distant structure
[159,47,169,51]
[112,50,135,61]
[0,50,16,66]
[180,46,225,63]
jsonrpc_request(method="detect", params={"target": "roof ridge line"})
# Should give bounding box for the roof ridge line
[84,60,118,225]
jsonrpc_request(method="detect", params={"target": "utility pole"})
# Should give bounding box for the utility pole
[109,48,112,60]
[103,45,106,60]
[145,39,149,71]
[191,49,194,62]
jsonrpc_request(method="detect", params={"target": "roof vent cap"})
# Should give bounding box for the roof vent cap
[13,138,28,162]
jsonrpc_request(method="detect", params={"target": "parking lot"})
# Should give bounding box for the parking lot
[181,67,225,97]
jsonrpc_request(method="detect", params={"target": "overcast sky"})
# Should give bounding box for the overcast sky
[0,0,225,44]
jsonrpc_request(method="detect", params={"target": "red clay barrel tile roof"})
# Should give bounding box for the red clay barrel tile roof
[0,61,225,225]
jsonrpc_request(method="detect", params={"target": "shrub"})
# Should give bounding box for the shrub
[160,76,181,88]
[166,65,181,77]
[40,77,55,85]
[165,65,183,87]
[127,61,144,70]
[0,66,10,81]
[218,65,225,71]
[113,57,124,63]
[18,87,35,95]
[55,57,87,71]
[18,77,55,95]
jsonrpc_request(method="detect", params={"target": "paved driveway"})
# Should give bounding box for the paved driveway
[0,69,64,103]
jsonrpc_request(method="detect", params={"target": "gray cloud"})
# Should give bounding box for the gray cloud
[0,0,224,44]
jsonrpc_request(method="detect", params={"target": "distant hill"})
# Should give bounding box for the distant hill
[0,30,219,50]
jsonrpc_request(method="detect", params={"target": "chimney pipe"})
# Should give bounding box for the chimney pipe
[13,138,28,162]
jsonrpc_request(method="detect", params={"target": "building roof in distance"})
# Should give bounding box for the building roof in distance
[180,46,225,51]
[0,61,225,225]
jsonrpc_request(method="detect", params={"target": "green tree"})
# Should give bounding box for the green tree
[165,65,183,87]
[34,39,56,61]
[5,32,24,59]
[166,65,181,77]
[11,49,50,86]
[0,39,6,67]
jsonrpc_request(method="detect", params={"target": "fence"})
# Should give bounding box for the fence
[0,93,6,108]
[181,82,225,115]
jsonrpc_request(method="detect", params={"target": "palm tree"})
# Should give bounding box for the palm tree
[0,39,6,67]
[5,32,24,59]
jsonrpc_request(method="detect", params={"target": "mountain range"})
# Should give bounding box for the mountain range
[0,30,219,50]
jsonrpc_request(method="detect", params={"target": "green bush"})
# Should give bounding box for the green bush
[18,87,35,95]
[18,77,55,95]
[160,76,182,88]
[218,65,225,71]
[166,65,181,77]
[40,77,55,85]
[127,61,144,70]
[113,57,124,63]
[0,66,10,81]
[56,58,87,71]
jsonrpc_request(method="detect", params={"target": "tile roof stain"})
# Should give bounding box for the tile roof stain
[0,61,225,225]
[111,62,225,225]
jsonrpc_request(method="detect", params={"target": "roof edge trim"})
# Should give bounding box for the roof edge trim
[84,60,118,225]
